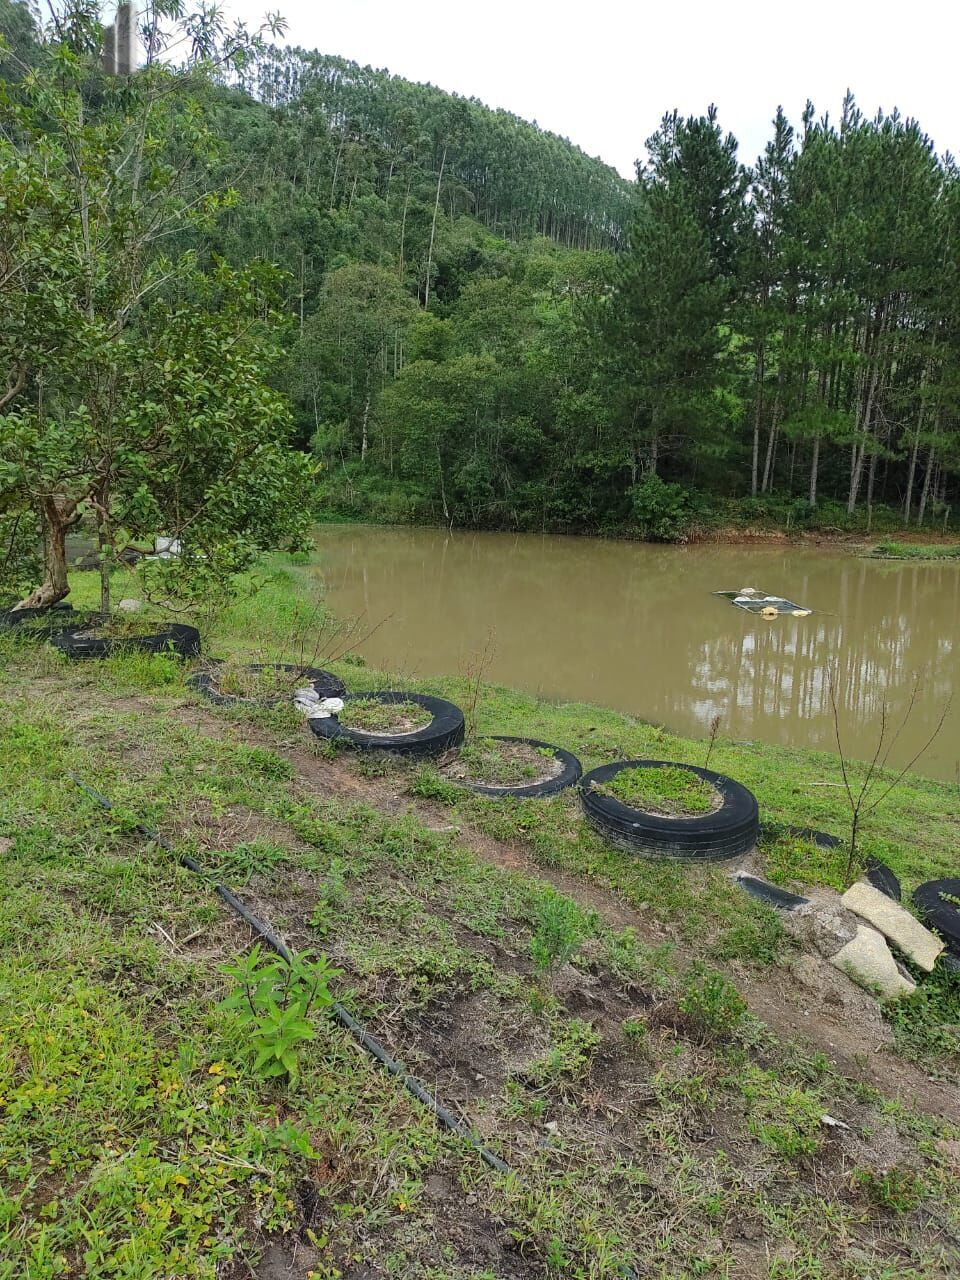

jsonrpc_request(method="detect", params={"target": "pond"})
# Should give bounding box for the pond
[312,525,960,781]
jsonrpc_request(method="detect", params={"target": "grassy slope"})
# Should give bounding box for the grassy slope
[1,558,959,1279]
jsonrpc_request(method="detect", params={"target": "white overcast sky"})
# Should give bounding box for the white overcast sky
[221,0,958,178]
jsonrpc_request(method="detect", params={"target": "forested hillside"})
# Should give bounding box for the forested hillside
[202,46,960,536]
[3,2,960,541]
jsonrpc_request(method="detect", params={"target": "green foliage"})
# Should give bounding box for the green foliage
[529,894,589,973]
[854,1165,927,1213]
[219,944,338,1086]
[599,763,717,815]
[738,1065,824,1159]
[885,968,960,1067]
[628,474,694,541]
[338,697,432,733]
[0,9,312,612]
[523,1017,602,1086]
[678,964,748,1041]
[872,540,960,560]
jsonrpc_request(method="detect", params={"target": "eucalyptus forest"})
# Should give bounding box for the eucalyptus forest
[3,0,960,586]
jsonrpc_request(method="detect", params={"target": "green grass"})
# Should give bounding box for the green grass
[454,737,556,786]
[2,559,960,1277]
[339,696,432,733]
[872,540,960,560]
[596,764,718,816]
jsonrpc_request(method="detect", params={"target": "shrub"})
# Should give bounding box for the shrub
[629,473,692,542]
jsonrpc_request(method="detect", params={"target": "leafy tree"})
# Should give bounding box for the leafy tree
[0,2,311,612]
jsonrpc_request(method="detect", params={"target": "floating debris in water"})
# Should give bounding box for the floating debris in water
[715,590,812,617]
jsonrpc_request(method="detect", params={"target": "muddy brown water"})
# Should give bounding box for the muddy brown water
[312,525,960,780]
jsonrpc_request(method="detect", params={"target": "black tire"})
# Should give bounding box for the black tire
[309,690,465,759]
[913,879,960,956]
[49,621,201,660]
[865,858,902,902]
[579,759,759,861]
[449,737,582,799]
[734,874,808,911]
[1,602,77,641]
[785,825,841,850]
[187,662,346,707]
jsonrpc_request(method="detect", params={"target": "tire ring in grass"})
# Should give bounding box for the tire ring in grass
[49,621,201,660]
[579,759,759,861]
[912,878,960,956]
[187,661,346,707]
[865,857,902,902]
[0,602,78,641]
[308,690,465,758]
[451,736,582,799]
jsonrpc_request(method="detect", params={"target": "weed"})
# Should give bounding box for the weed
[219,945,339,1085]
[407,765,461,803]
[738,1065,824,1159]
[855,1165,927,1212]
[523,1017,601,1087]
[529,894,589,974]
[678,964,747,1042]
[308,857,351,935]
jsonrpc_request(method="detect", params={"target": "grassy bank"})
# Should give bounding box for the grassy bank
[1,559,959,1279]
[871,540,960,561]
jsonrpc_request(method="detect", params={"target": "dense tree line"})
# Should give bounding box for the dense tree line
[3,0,959,546]
[274,90,960,537]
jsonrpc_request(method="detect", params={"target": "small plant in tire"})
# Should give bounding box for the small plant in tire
[338,697,433,734]
[595,764,721,817]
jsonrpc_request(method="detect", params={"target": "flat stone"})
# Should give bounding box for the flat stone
[841,881,944,972]
[117,598,142,612]
[829,924,917,1001]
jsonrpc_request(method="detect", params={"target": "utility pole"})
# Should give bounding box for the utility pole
[101,2,137,75]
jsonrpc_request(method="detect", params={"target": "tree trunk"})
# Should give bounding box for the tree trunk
[808,435,820,506]
[760,388,781,494]
[360,385,370,462]
[14,497,76,610]
[424,147,446,309]
[751,346,764,498]
[918,444,936,525]
[436,441,449,523]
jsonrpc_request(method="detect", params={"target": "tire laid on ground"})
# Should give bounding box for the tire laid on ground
[865,858,902,902]
[49,621,201,660]
[579,759,759,861]
[308,691,465,759]
[187,662,346,707]
[451,737,582,799]
[1,602,76,639]
[913,878,960,956]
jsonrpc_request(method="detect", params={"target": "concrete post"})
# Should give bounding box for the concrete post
[115,2,137,75]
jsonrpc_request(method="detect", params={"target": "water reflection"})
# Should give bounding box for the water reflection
[313,526,959,780]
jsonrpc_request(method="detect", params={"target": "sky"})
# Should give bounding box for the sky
[222,0,958,177]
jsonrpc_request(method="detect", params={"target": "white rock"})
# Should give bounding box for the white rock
[829,925,917,1001]
[117,598,141,612]
[841,881,944,973]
